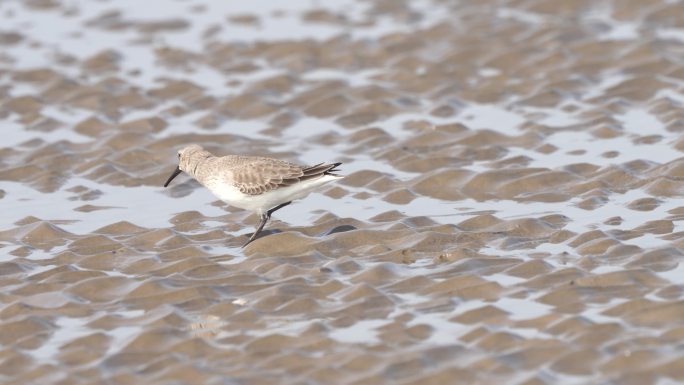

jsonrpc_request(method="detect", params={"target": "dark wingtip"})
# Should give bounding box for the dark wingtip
[301,162,343,178]
[325,162,342,176]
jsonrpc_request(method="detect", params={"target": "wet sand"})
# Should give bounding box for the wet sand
[2,0,684,384]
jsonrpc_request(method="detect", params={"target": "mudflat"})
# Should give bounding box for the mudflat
[1,0,684,384]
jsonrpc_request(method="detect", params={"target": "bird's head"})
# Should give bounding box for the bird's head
[163,144,206,187]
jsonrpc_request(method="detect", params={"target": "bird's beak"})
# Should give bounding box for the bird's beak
[163,166,182,187]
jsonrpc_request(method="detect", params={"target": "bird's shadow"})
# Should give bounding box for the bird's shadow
[244,228,282,242]
[243,224,357,244]
[323,225,356,236]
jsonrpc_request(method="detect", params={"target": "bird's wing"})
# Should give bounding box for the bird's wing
[232,157,341,196]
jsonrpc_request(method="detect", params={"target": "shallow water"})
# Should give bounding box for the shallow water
[2,0,684,384]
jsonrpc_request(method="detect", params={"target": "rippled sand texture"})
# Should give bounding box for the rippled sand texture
[2,0,684,383]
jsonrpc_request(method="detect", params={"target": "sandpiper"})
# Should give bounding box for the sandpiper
[163,144,342,247]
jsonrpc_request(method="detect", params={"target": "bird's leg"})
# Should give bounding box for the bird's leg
[266,201,292,218]
[242,213,269,248]
[241,202,292,248]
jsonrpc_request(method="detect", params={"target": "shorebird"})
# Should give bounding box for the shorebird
[163,144,342,247]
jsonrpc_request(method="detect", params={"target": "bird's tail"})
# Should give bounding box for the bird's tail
[324,162,342,176]
[301,162,343,180]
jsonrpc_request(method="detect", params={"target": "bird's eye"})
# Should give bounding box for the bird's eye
[178,153,181,158]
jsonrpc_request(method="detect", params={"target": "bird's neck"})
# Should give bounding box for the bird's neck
[185,151,214,180]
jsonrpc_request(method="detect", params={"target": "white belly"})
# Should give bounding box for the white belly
[205,175,340,214]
